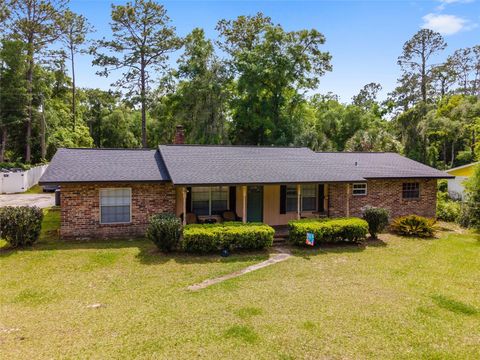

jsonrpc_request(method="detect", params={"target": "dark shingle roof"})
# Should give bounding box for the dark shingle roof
[39,148,170,184]
[160,145,360,185]
[40,146,452,185]
[314,152,453,180]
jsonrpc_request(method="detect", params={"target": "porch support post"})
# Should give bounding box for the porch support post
[346,183,350,217]
[182,187,187,226]
[296,184,301,220]
[242,185,247,223]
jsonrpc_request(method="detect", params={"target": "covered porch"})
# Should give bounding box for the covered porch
[175,183,333,226]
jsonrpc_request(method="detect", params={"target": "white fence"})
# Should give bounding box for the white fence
[0,165,48,194]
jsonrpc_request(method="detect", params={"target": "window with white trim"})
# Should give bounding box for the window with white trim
[286,184,317,212]
[352,183,367,196]
[100,188,131,224]
[192,186,229,216]
[402,182,420,199]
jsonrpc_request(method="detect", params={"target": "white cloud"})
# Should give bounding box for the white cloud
[436,0,474,11]
[421,13,477,35]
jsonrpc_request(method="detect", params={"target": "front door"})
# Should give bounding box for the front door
[247,186,263,222]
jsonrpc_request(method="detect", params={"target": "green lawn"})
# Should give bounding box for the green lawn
[1,209,479,359]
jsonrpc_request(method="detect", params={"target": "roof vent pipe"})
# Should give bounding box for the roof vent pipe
[174,125,185,144]
[355,161,358,166]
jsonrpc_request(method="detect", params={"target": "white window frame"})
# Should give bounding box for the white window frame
[191,186,229,216]
[352,183,367,196]
[99,188,132,225]
[286,184,318,213]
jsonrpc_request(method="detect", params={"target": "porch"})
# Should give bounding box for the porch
[175,184,332,226]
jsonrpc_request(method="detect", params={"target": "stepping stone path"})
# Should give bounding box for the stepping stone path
[187,247,292,291]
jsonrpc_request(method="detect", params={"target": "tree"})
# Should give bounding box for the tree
[0,40,28,162]
[7,0,66,162]
[170,28,231,144]
[397,29,446,103]
[92,0,181,148]
[217,13,332,145]
[59,10,93,131]
[352,82,382,110]
[449,47,474,95]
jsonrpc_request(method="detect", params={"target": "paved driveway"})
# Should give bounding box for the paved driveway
[0,193,55,208]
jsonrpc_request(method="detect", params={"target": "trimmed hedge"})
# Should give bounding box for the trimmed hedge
[391,215,436,238]
[146,213,182,252]
[182,222,274,253]
[362,206,389,239]
[288,217,368,246]
[0,206,43,247]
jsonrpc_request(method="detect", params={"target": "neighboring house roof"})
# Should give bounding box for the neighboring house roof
[39,148,170,184]
[446,162,479,177]
[40,145,453,185]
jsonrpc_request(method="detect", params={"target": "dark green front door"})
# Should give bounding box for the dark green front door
[247,186,263,222]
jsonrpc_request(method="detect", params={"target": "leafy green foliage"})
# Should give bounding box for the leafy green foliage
[362,207,389,239]
[146,213,182,252]
[288,218,368,246]
[391,215,437,238]
[458,164,480,229]
[182,222,274,253]
[0,206,43,247]
[436,192,461,222]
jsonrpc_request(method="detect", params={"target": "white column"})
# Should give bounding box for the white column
[297,184,301,220]
[242,186,247,223]
[182,187,187,226]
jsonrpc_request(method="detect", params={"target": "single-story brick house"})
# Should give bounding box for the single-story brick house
[39,127,453,239]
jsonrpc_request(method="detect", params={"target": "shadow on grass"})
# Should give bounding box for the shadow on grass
[431,294,478,315]
[1,238,270,265]
[135,246,270,265]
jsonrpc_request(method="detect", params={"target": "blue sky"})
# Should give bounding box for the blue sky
[70,0,480,102]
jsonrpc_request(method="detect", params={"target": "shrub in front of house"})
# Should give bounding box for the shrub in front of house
[362,206,389,239]
[0,206,43,247]
[146,213,182,252]
[436,191,461,222]
[182,222,274,253]
[391,215,436,238]
[288,218,368,246]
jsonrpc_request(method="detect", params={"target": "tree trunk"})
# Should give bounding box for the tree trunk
[421,47,427,103]
[0,127,7,163]
[40,96,46,160]
[451,140,455,167]
[140,59,147,148]
[71,46,76,131]
[25,42,34,163]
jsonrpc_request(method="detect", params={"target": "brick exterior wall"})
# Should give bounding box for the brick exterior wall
[327,179,437,219]
[60,182,175,239]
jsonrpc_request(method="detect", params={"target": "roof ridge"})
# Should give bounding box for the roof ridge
[61,147,156,151]
[315,151,397,154]
[161,144,309,149]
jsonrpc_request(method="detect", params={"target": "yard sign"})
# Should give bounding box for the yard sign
[306,232,315,246]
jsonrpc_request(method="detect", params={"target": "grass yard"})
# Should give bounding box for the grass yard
[1,209,480,359]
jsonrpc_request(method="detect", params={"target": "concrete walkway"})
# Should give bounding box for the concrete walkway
[187,247,292,291]
[0,193,55,208]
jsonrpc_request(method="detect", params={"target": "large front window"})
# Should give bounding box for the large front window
[192,186,229,215]
[100,188,131,224]
[286,184,317,212]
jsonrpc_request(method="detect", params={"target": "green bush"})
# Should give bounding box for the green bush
[362,206,389,239]
[182,222,274,253]
[459,164,480,230]
[288,217,368,246]
[436,194,461,222]
[146,213,182,252]
[0,206,43,247]
[391,215,436,238]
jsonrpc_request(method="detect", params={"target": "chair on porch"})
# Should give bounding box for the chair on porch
[221,210,242,222]
[180,212,199,225]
